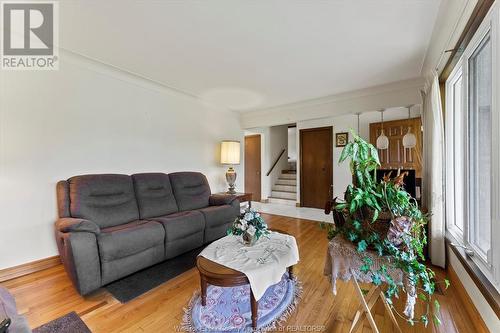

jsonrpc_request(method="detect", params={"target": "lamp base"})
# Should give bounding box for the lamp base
[225,167,237,194]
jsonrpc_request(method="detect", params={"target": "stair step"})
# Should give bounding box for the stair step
[282,170,297,174]
[276,179,296,186]
[272,185,297,192]
[279,173,296,180]
[271,191,296,200]
[268,197,297,206]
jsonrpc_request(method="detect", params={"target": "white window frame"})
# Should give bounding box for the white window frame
[445,65,465,242]
[445,3,500,291]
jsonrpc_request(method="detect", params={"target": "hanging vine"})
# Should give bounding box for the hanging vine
[322,130,449,327]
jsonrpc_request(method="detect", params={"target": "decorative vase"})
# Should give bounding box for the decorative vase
[226,167,237,194]
[241,231,256,246]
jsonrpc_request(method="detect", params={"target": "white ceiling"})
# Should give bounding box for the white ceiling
[59,0,441,111]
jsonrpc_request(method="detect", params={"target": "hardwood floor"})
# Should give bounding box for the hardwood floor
[1,214,484,332]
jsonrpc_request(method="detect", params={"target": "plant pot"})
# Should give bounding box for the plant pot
[327,198,346,228]
[241,232,256,246]
[338,207,393,250]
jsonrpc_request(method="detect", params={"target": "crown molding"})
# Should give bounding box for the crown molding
[240,77,425,116]
[240,77,425,129]
[59,47,231,112]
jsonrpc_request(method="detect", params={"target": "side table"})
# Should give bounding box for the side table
[218,192,253,208]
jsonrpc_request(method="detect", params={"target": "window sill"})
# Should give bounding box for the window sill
[445,235,500,319]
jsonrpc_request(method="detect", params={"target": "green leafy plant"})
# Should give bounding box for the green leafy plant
[322,130,449,327]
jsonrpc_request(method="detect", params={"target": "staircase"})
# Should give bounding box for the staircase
[268,170,297,206]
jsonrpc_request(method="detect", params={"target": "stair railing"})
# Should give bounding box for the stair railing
[266,148,286,176]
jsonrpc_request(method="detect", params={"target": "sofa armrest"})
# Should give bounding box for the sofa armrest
[0,287,31,333]
[209,194,237,206]
[54,218,101,295]
[55,217,100,235]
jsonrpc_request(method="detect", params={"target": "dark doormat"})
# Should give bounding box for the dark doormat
[33,312,91,333]
[105,246,203,303]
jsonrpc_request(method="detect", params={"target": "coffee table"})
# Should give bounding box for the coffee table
[196,247,294,329]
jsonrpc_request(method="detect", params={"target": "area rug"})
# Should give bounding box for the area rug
[105,246,203,303]
[33,312,91,333]
[181,274,302,332]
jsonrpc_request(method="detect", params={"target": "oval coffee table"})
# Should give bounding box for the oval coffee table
[196,242,294,329]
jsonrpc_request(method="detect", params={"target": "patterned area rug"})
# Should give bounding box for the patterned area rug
[182,274,301,332]
[33,312,91,333]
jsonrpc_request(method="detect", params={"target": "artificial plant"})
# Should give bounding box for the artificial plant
[228,207,270,245]
[323,130,449,327]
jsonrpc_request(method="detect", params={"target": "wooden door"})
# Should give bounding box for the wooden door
[300,127,333,209]
[369,117,423,177]
[244,135,261,201]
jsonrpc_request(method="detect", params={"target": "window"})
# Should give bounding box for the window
[468,33,492,261]
[445,5,499,291]
[445,67,464,236]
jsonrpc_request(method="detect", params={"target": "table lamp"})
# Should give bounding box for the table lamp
[220,140,240,194]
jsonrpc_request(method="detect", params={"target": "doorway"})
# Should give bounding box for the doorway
[300,127,333,209]
[245,134,262,201]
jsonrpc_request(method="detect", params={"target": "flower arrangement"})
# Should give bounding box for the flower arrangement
[322,130,449,327]
[227,208,270,245]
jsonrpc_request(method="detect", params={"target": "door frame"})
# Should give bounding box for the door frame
[244,134,262,202]
[299,126,333,208]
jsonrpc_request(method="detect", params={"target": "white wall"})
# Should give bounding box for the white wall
[0,51,243,270]
[448,247,500,332]
[296,107,421,201]
[287,127,297,162]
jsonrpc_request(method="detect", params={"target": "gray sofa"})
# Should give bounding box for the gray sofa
[54,172,239,295]
[0,287,31,333]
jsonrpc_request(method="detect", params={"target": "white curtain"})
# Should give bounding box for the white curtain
[421,73,446,268]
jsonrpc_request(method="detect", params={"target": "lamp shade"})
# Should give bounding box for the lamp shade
[402,129,417,148]
[376,130,389,150]
[220,141,240,164]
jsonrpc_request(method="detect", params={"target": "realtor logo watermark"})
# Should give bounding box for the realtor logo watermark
[1,1,59,70]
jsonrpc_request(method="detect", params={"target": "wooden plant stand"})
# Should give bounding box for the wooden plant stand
[349,268,402,333]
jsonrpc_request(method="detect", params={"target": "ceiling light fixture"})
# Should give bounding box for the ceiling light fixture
[402,105,417,149]
[376,109,389,150]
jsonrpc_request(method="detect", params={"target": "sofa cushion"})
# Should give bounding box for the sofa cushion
[169,172,211,211]
[152,211,205,258]
[132,173,178,218]
[198,205,237,227]
[153,211,204,242]
[68,174,139,228]
[98,220,164,262]
[199,202,239,243]
[100,244,164,285]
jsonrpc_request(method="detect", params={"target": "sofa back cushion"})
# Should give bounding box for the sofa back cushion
[169,172,211,211]
[67,174,139,228]
[132,173,179,218]
[56,180,71,218]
